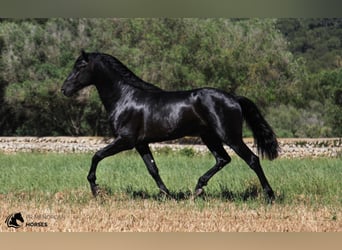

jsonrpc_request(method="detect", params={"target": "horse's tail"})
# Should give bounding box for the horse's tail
[236,96,279,160]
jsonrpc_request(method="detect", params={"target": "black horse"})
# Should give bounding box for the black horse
[61,50,279,202]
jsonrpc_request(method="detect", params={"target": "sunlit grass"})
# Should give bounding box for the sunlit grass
[0,151,341,206]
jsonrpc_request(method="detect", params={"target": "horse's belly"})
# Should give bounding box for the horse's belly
[141,114,205,143]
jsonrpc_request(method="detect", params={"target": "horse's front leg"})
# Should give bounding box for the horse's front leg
[87,136,134,197]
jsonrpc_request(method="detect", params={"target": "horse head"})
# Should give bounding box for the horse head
[61,50,94,97]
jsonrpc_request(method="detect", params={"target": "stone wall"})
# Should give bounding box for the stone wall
[0,137,341,158]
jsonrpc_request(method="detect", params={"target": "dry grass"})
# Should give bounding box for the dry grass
[1,192,341,232]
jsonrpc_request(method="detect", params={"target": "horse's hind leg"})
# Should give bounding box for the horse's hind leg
[136,144,170,196]
[229,139,275,203]
[195,134,231,197]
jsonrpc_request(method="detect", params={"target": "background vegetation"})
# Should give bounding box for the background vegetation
[0,18,341,137]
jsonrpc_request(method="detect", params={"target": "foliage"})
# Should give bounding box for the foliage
[0,18,341,137]
[315,69,342,136]
[276,18,342,73]
[267,102,333,138]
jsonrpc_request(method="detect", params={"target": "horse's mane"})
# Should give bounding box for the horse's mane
[92,52,162,92]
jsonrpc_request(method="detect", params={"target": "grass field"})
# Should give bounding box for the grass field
[0,150,341,232]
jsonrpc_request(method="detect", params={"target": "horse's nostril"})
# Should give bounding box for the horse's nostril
[61,88,68,96]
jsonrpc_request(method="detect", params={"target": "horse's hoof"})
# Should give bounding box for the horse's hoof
[158,189,172,200]
[265,191,275,204]
[266,195,275,204]
[194,188,204,198]
[91,185,100,197]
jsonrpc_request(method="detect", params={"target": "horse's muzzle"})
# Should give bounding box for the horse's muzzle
[61,87,72,97]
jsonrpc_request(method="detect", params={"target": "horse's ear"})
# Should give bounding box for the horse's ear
[81,49,89,62]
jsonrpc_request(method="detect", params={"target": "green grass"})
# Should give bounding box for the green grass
[0,151,341,206]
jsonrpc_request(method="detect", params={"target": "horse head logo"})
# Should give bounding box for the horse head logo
[5,212,24,228]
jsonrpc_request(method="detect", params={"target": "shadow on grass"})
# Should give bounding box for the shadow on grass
[100,183,285,203]
[214,185,284,203]
[124,186,193,201]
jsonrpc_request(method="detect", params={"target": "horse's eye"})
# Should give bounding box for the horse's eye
[79,60,88,68]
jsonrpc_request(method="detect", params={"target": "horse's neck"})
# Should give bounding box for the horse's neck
[93,63,160,113]
[95,81,120,112]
